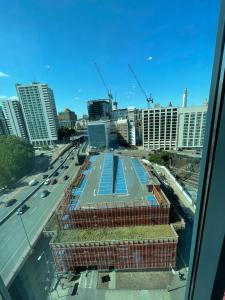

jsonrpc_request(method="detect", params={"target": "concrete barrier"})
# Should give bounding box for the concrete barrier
[153,164,193,206]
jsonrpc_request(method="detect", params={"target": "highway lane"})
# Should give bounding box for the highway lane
[0,152,79,285]
[0,147,74,221]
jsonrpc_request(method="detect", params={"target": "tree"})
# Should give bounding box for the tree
[149,153,165,165]
[41,145,50,151]
[0,136,35,187]
[58,127,76,141]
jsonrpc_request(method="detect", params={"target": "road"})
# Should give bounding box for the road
[0,147,80,286]
[0,145,72,221]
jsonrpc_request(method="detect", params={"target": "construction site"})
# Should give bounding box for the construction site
[45,152,179,273]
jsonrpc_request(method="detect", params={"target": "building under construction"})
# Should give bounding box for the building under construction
[47,152,178,272]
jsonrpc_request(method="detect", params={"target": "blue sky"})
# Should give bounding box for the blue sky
[0,0,220,117]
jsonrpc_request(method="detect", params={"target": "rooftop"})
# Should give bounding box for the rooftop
[70,153,161,208]
[54,224,176,244]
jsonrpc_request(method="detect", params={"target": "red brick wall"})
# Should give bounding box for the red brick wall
[51,240,177,272]
[58,206,170,229]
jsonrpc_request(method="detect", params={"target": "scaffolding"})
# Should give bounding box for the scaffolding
[51,234,178,272]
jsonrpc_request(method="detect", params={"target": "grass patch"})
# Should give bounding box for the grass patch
[55,225,175,243]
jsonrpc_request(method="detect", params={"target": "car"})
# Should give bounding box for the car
[44,178,50,185]
[5,199,17,207]
[64,165,69,169]
[60,165,64,169]
[64,175,69,180]
[53,171,59,177]
[28,179,38,186]
[16,204,28,215]
[42,174,48,179]
[41,190,49,198]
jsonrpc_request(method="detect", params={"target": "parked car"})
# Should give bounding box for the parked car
[60,165,64,169]
[64,175,69,180]
[44,178,50,185]
[28,179,38,186]
[64,165,69,169]
[41,190,49,198]
[16,204,28,215]
[42,174,48,179]
[53,171,59,177]
[51,178,57,185]
[5,198,17,207]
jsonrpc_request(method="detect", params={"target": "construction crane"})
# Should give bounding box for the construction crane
[94,63,118,109]
[128,64,153,108]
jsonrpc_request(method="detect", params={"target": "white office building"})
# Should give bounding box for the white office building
[2,99,28,140]
[177,105,208,149]
[16,82,58,146]
[142,106,178,150]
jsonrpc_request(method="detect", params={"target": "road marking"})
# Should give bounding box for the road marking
[29,206,38,215]
[0,236,12,250]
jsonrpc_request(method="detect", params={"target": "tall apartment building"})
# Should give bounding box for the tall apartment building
[2,99,28,140]
[143,107,178,150]
[58,108,77,129]
[0,106,9,136]
[16,82,58,146]
[177,105,208,149]
[87,99,112,121]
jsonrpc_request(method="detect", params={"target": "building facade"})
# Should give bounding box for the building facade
[58,108,77,129]
[142,107,178,150]
[0,106,9,136]
[88,120,116,148]
[177,105,208,149]
[47,153,178,272]
[87,99,112,121]
[115,119,129,145]
[16,82,58,146]
[2,99,28,140]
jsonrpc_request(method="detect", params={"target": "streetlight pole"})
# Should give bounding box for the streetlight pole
[18,214,32,249]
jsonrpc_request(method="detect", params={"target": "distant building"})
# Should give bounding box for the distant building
[112,107,142,145]
[75,119,88,130]
[82,114,89,120]
[88,120,116,148]
[2,99,28,140]
[143,106,178,150]
[16,82,58,146]
[177,105,208,149]
[112,108,128,120]
[87,99,112,121]
[115,119,129,145]
[0,106,9,136]
[58,108,77,129]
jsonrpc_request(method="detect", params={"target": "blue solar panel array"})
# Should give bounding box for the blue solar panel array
[146,195,158,206]
[72,176,88,197]
[90,155,98,163]
[68,199,78,211]
[131,158,149,184]
[98,153,114,195]
[114,158,127,194]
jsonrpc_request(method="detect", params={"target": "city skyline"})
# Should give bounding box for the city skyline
[0,0,220,116]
